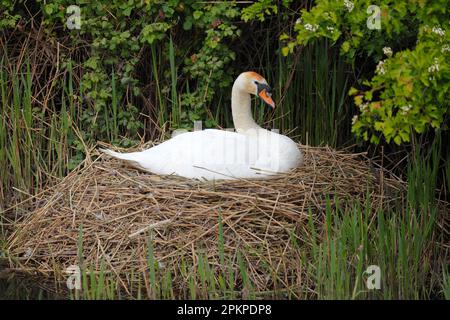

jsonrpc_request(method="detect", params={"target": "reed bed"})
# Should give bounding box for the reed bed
[5,144,405,298]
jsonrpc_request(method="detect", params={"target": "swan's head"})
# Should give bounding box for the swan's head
[236,71,275,108]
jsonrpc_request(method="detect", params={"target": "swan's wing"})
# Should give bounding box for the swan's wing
[102,129,301,180]
[131,130,254,178]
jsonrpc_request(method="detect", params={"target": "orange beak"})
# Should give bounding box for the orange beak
[258,89,275,108]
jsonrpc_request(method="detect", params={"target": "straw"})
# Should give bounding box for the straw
[5,144,404,296]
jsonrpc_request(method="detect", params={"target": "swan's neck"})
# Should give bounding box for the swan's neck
[231,83,261,134]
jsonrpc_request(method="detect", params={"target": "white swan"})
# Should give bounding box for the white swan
[100,71,303,180]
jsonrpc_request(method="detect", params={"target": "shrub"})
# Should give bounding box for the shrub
[279,0,449,144]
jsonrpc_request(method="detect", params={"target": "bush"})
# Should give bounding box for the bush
[2,0,448,146]
[1,0,242,140]
[279,0,449,144]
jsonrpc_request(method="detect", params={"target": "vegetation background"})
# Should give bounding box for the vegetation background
[0,0,448,299]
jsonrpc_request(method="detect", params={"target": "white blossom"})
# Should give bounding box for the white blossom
[383,47,393,57]
[376,60,386,75]
[352,115,358,125]
[432,26,445,37]
[344,0,354,12]
[428,58,440,73]
[327,26,335,32]
[359,102,369,112]
[296,18,302,25]
[304,23,319,32]
[441,45,450,53]
[400,104,412,115]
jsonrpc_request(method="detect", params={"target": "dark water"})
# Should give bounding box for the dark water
[0,276,65,300]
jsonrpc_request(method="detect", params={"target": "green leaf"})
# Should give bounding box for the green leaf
[193,11,203,20]
[279,33,290,41]
[341,41,350,53]
[44,4,54,15]
[348,87,358,96]
[183,19,192,30]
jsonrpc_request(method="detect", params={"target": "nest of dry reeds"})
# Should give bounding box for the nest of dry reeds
[6,144,404,298]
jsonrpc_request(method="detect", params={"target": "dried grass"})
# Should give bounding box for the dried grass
[5,144,404,296]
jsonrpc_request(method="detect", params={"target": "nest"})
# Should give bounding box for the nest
[6,145,404,298]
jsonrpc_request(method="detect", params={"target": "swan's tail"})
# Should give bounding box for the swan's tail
[99,148,145,170]
[99,148,131,160]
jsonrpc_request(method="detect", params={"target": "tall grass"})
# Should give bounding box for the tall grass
[150,43,166,128]
[306,137,444,300]
[0,54,129,205]
[249,37,352,147]
[169,35,180,128]
[0,58,75,205]
[1,58,40,200]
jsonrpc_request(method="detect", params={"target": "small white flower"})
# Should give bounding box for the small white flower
[427,65,438,73]
[305,23,319,32]
[304,23,319,32]
[376,60,386,75]
[344,0,354,12]
[383,47,393,57]
[327,26,335,32]
[441,45,450,53]
[432,26,445,37]
[359,102,369,112]
[296,18,302,25]
[352,115,358,125]
[400,104,412,115]
[428,58,440,73]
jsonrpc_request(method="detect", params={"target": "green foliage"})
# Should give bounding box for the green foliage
[241,0,279,22]
[280,0,449,145]
[351,24,449,144]
[56,0,240,132]
[1,0,243,139]
[180,2,240,127]
[0,2,19,30]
